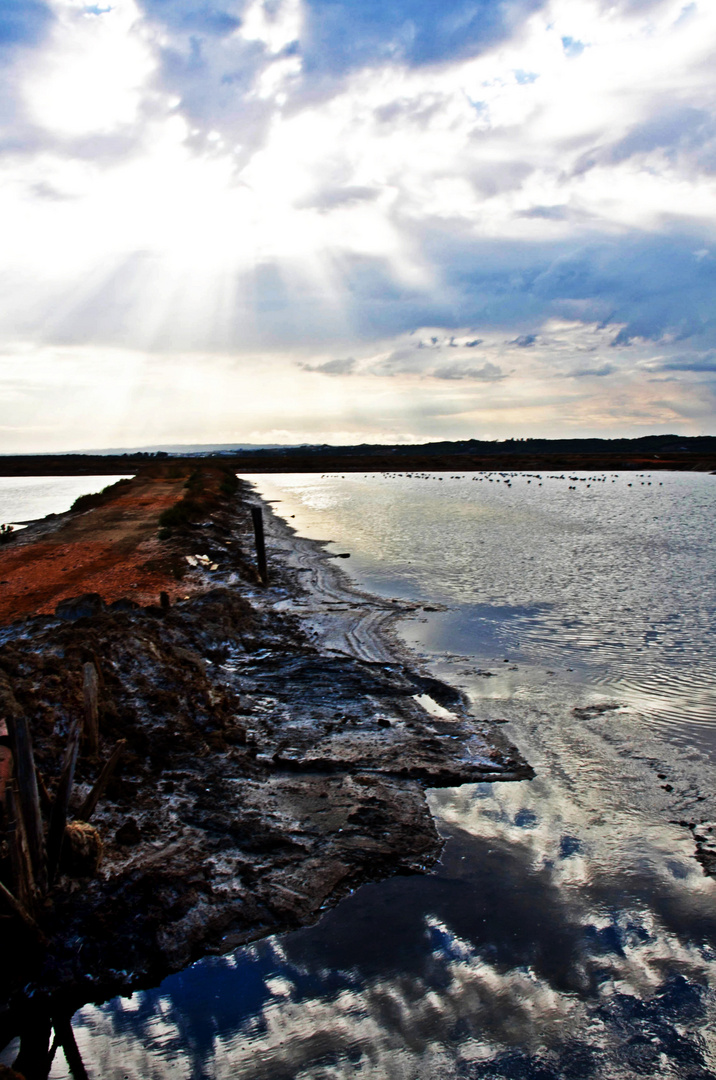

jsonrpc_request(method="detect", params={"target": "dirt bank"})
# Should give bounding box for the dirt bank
[0,466,532,1027]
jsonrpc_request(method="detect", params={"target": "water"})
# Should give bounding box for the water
[0,475,133,526]
[5,470,716,1079]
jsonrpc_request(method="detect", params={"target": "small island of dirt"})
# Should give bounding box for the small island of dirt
[0,464,532,1051]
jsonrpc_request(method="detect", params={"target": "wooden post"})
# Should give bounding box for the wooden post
[47,720,81,885]
[13,1005,54,1080]
[53,1014,90,1080]
[6,712,46,894]
[35,767,53,816]
[6,782,36,910]
[0,877,44,938]
[82,662,99,756]
[251,506,268,584]
[77,739,126,822]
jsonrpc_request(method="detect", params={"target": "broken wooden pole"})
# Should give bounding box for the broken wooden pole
[6,782,36,911]
[0,877,44,939]
[47,720,81,886]
[35,767,53,817]
[77,738,127,822]
[6,712,47,894]
[82,662,99,756]
[251,506,268,584]
[52,1014,90,1080]
[0,742,11,808]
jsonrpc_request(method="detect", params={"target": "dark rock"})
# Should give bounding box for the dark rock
[55,593,105,620]
[108,598,139,612]
[115,818,141,846]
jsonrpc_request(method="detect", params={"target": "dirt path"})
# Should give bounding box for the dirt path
[0,473,192,623]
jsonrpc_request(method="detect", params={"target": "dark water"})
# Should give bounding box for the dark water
[4,471,716,1079]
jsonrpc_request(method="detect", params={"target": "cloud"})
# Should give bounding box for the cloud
[518,205,569,221]
[294,185,380,211]
[574,105,716,176]
[139,0,243,37]
[642,350,716,374]
[433,361,506,381]
[302,356,357,375]
[1,0,716,447]
[564,363,616,378]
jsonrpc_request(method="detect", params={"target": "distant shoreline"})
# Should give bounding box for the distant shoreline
[0,433,715,476]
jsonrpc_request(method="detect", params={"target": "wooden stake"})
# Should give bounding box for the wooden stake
[53,1014,90,1080]
[35,767,53,817]
[82,663,99,756]
[47,720,81,886]
[0,878,44,939]
[6,782,36,911]
[77,738,126,822]
[251,506,268,584]
[6,713,46,894]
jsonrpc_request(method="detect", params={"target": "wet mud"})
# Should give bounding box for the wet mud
[0,469,531,1027]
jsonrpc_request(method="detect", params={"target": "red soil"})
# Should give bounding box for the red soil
[0,474,190,624]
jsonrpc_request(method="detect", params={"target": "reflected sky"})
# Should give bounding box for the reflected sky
[57,797,716,1079]
[0,475,133,526]
[36,472,716,1080]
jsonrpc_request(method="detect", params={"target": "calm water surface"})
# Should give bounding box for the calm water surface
[0,475,132,526]
[4,471,716,1079]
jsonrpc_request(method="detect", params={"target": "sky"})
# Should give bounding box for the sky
[1,0,715,451]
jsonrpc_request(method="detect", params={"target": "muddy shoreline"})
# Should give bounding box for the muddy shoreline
[0,468,531,1046]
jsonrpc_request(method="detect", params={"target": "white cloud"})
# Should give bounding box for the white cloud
[0,0,715,448]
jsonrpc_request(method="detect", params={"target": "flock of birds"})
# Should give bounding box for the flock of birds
[321,471,663,489]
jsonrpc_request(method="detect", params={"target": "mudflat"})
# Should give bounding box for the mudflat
[0,464,531,1019]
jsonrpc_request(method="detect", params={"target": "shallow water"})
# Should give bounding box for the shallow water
[4,470,716,1079]
[0,475,133,526]
[255,471,716,747]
